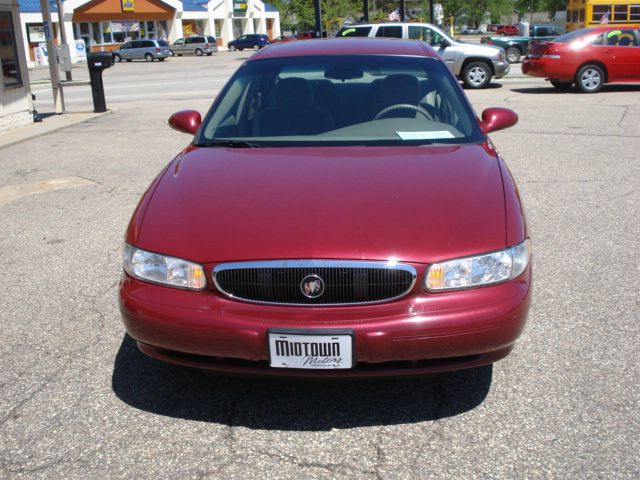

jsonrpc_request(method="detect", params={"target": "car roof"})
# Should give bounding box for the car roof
[342,22,436,27]
[251,38,438,60]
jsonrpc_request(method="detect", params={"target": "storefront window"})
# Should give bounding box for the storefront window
[73,20,166,45]
[0,11,22,88]
[159,20,168,39]
[147,21,156,38]
[91,22,101,44]
[102,22,113,43]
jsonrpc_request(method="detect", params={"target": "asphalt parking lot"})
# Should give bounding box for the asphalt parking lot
[1,52,639,479]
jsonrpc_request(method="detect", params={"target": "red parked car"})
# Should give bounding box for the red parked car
[271,35,296,43]
[522,26,640,92]
[296,31,314,39]
[119,38,531,377]
[496,25,519,36]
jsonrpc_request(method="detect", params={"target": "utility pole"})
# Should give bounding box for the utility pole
[429,0,434,24]
[313,0,322,37]
[400,0,405,21]
[39,0,64,113]
[56,0,72,81]
[530,0,534,24]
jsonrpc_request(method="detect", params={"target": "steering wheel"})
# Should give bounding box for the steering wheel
[374,104,433,121]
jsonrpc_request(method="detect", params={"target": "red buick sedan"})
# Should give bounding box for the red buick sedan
[119,38,532,377]
[522,26,640,92]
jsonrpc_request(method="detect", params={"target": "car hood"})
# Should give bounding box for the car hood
[136,145,506,264]
[454,41,504,56]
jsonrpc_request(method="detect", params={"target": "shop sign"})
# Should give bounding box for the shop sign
[183,23,193,35]
[74,40,87,62]
[112,21,140,33]
[233,1,247,14]
[121,0,135,12]
[27,24,46,43]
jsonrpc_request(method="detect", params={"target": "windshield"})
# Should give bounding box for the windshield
[196,54,482,147]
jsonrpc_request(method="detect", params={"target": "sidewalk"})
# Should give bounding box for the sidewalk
[29,64,90,85]
[0,110,116,150]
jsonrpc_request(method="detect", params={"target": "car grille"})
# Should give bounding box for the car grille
[213,260,417,306]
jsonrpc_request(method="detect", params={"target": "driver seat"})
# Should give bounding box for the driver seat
[254,78,334,136]
[368,74,422,119]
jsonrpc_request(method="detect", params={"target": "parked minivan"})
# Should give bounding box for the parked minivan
[336,23,509,88]
[113,39,171,62]
[172,36,218,56]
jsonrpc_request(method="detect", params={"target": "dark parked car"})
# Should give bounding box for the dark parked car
[522,26,640,92]
[482,24,563,63]
[113,39,171,62]
[227,33,269,51]
[119,38,531,377]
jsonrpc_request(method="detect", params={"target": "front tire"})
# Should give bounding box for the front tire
[113,54,121,63]
[253,44,260,51]
[145,53,153,62]
[505,47,521,63]
[228,45,236,51]
[550,80,573,90]
[462,61,492,89]
[575,64,604,93]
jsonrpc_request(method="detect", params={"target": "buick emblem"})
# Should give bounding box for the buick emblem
[300,274,325,298]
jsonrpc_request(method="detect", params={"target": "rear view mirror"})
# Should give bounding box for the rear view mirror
[480,108,518,134]
[169,110,202,135]
[325,66,363,81]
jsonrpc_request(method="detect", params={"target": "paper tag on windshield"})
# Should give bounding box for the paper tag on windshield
[396,131,455,140]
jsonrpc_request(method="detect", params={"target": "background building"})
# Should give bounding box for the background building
[17,0,280,66]
[1,0,32,132]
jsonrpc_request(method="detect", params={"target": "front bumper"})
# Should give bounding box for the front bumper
[119,266,531,377]
[493,60,511,78]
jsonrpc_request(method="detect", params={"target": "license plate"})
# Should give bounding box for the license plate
[268,329,353,369]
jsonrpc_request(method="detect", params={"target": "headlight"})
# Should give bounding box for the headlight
[425,239,531,291]
[123,244,206,291]
[498,50,506,61]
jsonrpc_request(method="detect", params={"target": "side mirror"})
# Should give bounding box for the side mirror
[440,38,450,49]
[169,110,202,135]
[480,107,518,134]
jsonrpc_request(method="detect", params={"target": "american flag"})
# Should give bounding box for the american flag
[600,12,609,24]
[389,9,400,21]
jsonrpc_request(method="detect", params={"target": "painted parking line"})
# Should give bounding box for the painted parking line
[0,176,96,206]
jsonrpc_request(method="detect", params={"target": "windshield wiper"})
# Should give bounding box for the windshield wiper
[195,139,264,148]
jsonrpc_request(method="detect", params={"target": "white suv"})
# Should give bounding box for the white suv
[336,23,509,88]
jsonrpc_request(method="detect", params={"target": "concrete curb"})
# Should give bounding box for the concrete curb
[0,109,117,150]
